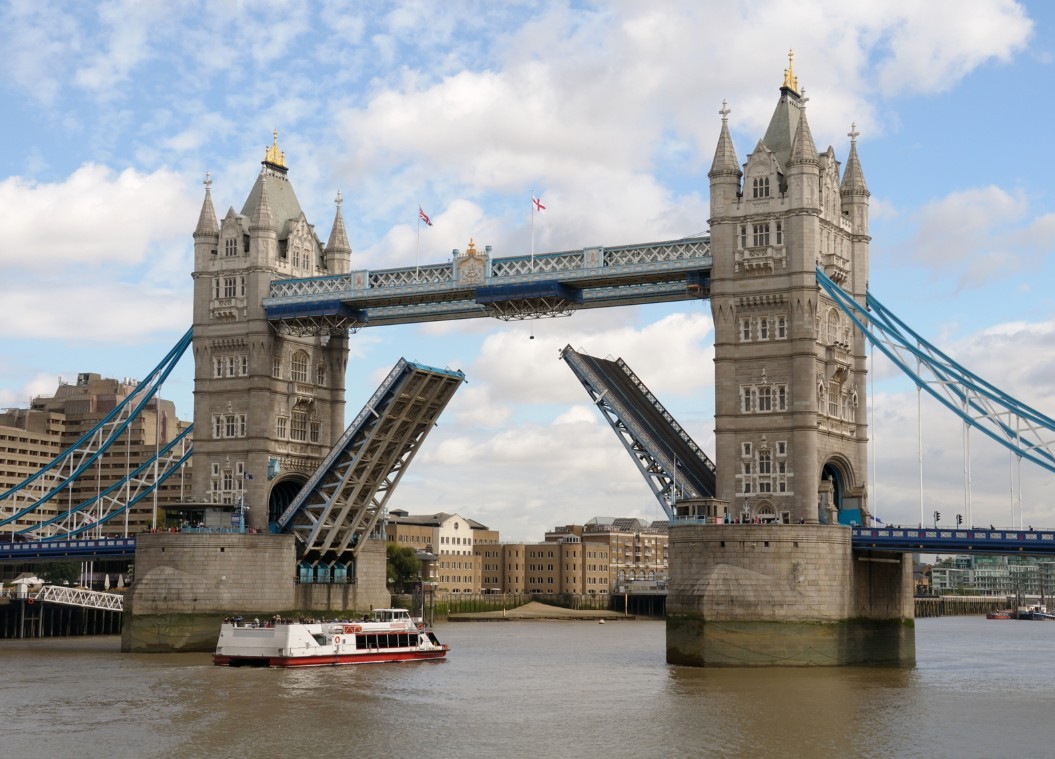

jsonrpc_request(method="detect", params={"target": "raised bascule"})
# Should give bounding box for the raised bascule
[5,57,1055,662]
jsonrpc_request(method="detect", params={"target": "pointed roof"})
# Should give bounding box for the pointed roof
[241,131,305,238]
[249,172,275,232]
[760,51,806,172]
[840,123,869,196]
[708,99,742,179]
[325,191,352,255]
[786,104,818,166]
[193,173,219,239]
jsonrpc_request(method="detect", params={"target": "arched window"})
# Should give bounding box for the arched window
[826,309,840,345]
[291,351,309,383]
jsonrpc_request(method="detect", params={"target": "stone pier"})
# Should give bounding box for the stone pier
[666,524,915,666]
[122,533,390,652]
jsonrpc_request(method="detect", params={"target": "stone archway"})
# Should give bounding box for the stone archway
[268,475,308,529]
[754,500,778,523]
[820,457,861,526]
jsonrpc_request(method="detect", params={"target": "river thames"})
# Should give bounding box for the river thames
[2,615,1053,758]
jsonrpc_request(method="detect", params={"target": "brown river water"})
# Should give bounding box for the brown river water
[1,616,1053,758]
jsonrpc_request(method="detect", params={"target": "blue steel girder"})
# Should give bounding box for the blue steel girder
[817,268,1055,475]
[560,345,717,519]
[263,236,712,330]
[278,359,465,559]
[0,329,193,534]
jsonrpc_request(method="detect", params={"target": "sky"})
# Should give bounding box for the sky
[2,0,1054,542]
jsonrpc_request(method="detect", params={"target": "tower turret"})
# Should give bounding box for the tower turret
[325,191,353,275]
[193,173,220,270]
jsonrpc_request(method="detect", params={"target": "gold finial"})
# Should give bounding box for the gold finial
[265,129,287,168]
[782,48,799,92]
[466,238,478,256]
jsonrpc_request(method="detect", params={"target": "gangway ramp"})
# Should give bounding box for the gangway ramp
[36,584,124,612]
[278,358,466,559]
[560,346,715,518]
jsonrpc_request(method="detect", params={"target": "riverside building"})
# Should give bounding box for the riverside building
[0,372,192,537]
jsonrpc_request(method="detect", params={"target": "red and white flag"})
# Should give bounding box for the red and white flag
[418,207,432,226]
[532,196,545,212]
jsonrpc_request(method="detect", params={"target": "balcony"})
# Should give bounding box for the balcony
[735,245,787,275]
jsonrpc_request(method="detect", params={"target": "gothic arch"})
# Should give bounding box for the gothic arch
[819,453,859,526]
[268,474,308,528]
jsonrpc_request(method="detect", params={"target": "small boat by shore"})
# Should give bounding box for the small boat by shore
[213,608,448,667]
[1014,604,1055,621]
[986,610,1012,620]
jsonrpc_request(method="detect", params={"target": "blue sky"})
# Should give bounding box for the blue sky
[2,0,1054,540]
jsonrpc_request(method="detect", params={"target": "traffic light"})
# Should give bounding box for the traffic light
[934,510,941,524]
[956,514,963,526]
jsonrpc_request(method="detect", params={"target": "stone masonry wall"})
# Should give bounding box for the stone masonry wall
[667,523,856,621]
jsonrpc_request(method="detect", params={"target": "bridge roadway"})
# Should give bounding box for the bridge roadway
[3,527,1054,564]
[262,236,712,332]
[0,537,136,564]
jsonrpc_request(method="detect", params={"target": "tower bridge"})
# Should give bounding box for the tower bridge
[4,58,1055,664]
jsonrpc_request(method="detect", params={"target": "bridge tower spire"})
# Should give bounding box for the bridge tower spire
[190,133,352,529]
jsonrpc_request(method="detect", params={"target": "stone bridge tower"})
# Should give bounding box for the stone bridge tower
[190,133,352,530]
[708,57,871,527]
[666,59,913,667]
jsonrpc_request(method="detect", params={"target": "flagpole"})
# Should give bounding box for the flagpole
[530,193,535,273]
[415,207,421,277]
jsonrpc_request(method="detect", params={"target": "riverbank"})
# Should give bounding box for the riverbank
[448,601,633,622]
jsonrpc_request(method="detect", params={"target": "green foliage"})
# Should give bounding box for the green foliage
[36,562,81,585]
[386,542,420,590]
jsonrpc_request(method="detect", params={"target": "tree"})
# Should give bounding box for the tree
[386,542,421,592]
[37,561,81,586]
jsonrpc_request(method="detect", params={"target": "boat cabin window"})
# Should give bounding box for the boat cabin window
[372,608,411,623]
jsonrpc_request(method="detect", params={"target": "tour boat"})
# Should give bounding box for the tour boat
[213,608,448,667]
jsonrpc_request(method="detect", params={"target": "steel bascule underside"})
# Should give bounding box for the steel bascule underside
[560,345,716,520]
[276,358,465,560]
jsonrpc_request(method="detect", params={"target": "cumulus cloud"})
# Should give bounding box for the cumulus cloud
[0,164,199,270]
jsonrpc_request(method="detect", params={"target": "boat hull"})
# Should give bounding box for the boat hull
[212,609,449,668]
[214,646,448,667]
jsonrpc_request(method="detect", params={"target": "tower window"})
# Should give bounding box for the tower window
[752,223,770,247]
[752,177,770,198]
[777,316,787,339]
[775,222,783,245]
[224,238,237,257]
[291,412,307,441]
[741,318,751,341]
[291,351,309,383]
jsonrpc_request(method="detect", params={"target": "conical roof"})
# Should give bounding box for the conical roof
[325,191,352,255]
[786,105,818,167]
[249,173,275,232]
[840,124,869,196]
[708,100,742,179]
[194,174,219,239]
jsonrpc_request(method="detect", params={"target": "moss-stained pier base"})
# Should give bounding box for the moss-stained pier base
[122,533,389,652]
[666,524,915,667]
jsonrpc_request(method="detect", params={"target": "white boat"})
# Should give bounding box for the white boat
[213,608,449,667]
